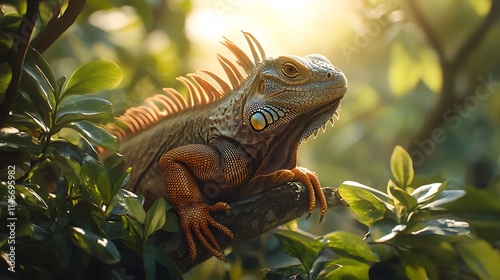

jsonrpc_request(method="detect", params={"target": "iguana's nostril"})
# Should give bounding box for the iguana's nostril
[336,71,347,88]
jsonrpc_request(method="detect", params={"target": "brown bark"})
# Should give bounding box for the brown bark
[149,183,346,273]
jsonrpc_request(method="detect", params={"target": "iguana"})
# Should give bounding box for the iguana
[110,31,347,261]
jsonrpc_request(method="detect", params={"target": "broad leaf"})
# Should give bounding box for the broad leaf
[320,258,371,280]
[370,218,405,242]
[69,226,121,265]
[18,72,53,128]
[62,60,123,97]
[264,264,307,280]
[100,215,129,239]
[457,239,500,280]
[410,218,470,236]
[68,120,119,151]
[110,189,146,223]
[22,47,57,108]
[410,182,445,205]
[274,229,319,274]
[390,145,414,189]
[144,198,168,241]
[0,128,41,155]
[338,182,388,227]
[423,189,466,209]
[399,251,428,280]
[0,61,11,102]
[161,210,181,233]
[79,156,111,207]
[103,153,127,190]
[388,180,418,214]
[144,242,184,280]
[389,41,420,96]
[55,96,113,128]
[314,231,379,262]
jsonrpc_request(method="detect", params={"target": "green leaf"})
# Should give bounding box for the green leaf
[161,210,181,233]
[100,216,129,239]
[388,180,418,214]
[423,189,466,209]
[15,184,49,210]
[50,139,87,163]
[338,182,389,227]
[274,229,319,274]
[69,226,121,265]
[62,60,123,97]
[111,189,146,223]
[410,218,470,236]
[79,156,111,207]
[419,46,442,93]
[18,70,52,128]
[399,251,428,280]
[468,0,491,16]
[315,231,379,262]
[320,258,371,280]
[55,96,113,129]
[264,264,307,280]
[143,241,157,280]
[389,41,420,96]
[410,182,445,205]
[0,128,41,154]
[144,242,184,280]
[103,153,127,191]
[5,112,45,132]
[390,145,414,189]
[457,239,500,280]
[22,47,57,110]
[370,218,404,242]
[0,62,12,102]
[144,198,168,241]
[68,120,119,151]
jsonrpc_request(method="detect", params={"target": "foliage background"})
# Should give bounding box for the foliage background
[1,0,499,279]
[41,0,500,191]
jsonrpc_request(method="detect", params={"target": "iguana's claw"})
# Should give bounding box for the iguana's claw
[292,167,328,222]
[178,202,233,261]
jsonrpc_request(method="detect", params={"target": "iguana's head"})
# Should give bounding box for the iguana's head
[231,52,346,175]
[243,54,346,144]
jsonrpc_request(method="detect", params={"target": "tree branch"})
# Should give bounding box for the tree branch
[30,0,87,54]
[0,0,41,127]
[407,1,445,61]
[149,183,346,273]
[407,1,500,156]
[452,0,500,70]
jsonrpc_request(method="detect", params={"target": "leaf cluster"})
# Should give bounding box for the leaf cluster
[0,2,182,279]
[267,146,500,280]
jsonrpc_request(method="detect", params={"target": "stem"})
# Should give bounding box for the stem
[0,0,42,127]
[30,0,87,54]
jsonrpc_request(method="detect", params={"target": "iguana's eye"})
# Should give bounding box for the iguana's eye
[282,62,300,78]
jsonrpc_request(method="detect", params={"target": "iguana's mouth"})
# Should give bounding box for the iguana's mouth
[298,70,347,143]
[299,96,344,144]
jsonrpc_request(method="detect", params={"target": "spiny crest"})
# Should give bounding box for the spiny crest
[108,31,266,139]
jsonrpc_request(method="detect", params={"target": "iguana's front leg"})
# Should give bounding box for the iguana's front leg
[249,167,328,221]
[158,139,254,261]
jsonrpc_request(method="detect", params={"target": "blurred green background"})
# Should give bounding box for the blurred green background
[33,0,500,278]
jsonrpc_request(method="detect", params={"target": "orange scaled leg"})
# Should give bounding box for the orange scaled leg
[159,144,236,261]
[292,167,328,222]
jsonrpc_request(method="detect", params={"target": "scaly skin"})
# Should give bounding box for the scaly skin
[118,32,347,261]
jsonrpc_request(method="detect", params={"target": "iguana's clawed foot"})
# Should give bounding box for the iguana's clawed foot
[292,167,328,222]
[177,202,234,261]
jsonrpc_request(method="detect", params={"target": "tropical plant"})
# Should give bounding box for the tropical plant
[266,146,500,280]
